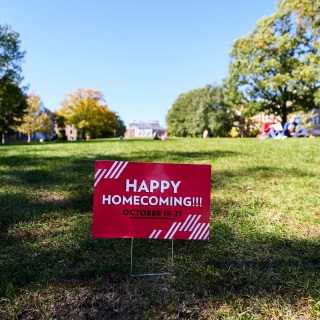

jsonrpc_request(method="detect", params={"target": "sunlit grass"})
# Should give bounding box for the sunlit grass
[0,137,319,319]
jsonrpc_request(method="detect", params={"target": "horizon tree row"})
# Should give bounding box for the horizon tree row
[2,0,319,141]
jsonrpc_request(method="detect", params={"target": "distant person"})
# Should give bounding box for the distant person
[284,115,309,137]
[257,115,284,139]
[51,132,58,141]
[152,131,160,140]
[161,132,168,140]
[203,130,209,138]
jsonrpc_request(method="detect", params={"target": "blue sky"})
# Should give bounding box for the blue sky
[1,0,276,127]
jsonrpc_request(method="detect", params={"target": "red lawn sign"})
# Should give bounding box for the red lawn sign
[92,161,211,240]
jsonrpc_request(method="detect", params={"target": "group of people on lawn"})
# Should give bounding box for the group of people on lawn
[257,114,310,139]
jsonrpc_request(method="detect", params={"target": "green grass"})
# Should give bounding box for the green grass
[0,137,319,319]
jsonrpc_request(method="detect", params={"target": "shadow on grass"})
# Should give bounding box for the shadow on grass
[0,191,93,232]
[176,223,320,297]
[0,148,238,192]
[1,214,319,318]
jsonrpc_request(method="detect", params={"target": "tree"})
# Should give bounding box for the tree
[59,88,125,139]
[115,115,126,137]
[89,104,119,138]
[225,2,320,126]
[166,91,195,137]
[279,0,320,105]
[279,0,320,34]
[166,85,232,137]
[0,24,27,143]
[17,92,51,142]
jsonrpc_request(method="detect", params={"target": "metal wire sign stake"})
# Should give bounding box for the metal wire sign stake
[130,238,174,277]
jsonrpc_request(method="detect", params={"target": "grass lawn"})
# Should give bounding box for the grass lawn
[0,137,319,319]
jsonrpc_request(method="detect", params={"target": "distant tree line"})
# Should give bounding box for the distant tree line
[1,0,319,141]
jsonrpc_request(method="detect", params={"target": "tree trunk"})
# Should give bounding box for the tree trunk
[27,133,31,143]
[281,104,288,127]
[1,132,5,144]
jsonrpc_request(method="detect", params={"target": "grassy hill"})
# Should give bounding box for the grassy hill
[1,138,319,319]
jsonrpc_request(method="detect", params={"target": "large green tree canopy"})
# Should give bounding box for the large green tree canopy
[0,24,27,143]
[225,0,320,125]
[166,85,232,137]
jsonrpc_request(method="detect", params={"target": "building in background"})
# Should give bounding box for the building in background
[125,120,164,138]
[54,123,78,141]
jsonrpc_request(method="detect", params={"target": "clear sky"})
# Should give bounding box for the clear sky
[1,0,277,127]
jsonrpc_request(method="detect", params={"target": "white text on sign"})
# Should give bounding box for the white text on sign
[125,179,181,194]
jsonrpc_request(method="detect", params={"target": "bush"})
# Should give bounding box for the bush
[247,129,260,137]
[230,127,239,138]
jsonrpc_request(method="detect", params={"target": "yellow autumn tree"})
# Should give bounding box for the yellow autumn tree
[18,91,51,142]
[58,88,124,139]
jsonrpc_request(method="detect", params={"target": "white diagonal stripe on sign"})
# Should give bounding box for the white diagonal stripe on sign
[114,161,128,179]
[94,169,107,187]
[189,215,202,231]
[104,161,119,179]
[94,169,104,183]
[194,223,206,240]
[188,223,201,239]
[169,222,181,239]
[149,230,157,239]
[155,230,162,238]
[164,222,177,239]
[179,214,192,231]
[95,168,106,183]
[109,161,124,179]
[198,224,210,240]
[184,215,196,231]
[94,168,102,179]
[203,230,210,240]
[104,161,117,179]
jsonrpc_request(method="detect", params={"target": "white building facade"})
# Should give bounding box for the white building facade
[125,120,164,138]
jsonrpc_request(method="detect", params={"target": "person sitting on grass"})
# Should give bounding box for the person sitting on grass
[257,115,285,139]
[161,131,168,140]
[284,115,309,138]
[152,131,161,140]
